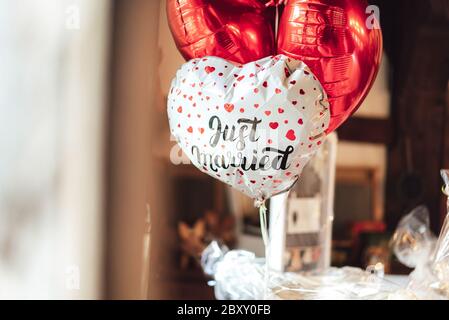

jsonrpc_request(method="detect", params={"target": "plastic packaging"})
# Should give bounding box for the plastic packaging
[433,170,449,289]
[201,169,449,300]
[201,241,414,300]
[390,206,436,269]
[390,169,449,299]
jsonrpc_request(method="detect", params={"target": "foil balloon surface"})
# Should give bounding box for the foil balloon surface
[166,0,277,64]
[167,55,329,201]
[278,0,383,132]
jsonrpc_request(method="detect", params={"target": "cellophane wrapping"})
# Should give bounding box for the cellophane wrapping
[201,170,449,300]
[392,170,449,299]
[201,241,415,300]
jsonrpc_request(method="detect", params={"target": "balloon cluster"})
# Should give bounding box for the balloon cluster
[167,0,382,203]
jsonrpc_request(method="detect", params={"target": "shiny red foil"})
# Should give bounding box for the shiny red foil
[278,0,383,132]
[166,0,277,64]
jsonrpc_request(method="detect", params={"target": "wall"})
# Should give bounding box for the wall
[337,54,391,219]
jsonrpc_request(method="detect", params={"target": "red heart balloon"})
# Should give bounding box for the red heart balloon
[166,0,277,64]
[278,0,383,132]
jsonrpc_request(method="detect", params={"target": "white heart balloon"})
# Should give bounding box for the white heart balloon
[168,55,329,201]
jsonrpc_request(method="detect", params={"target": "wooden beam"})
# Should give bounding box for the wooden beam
[336,117,392,144]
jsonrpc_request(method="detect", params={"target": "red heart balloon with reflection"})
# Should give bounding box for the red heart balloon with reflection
[166,0,277,65]
[166,0,382,133]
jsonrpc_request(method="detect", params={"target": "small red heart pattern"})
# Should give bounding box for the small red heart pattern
[224,103,234,113]
[168,55,329,200]
[204,66,215,74]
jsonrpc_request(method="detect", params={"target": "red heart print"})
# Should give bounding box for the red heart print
[286,129,296,141]
[269,122,279,129]
[224,103,234,112]
[205,66,215,74]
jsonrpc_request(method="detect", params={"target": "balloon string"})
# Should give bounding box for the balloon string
[259,201,270,299]
[259,202,269,247]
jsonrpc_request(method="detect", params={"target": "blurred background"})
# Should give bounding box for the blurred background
[0,0,448,299]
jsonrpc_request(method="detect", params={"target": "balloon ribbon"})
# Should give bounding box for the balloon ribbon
[259,202,269,247]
